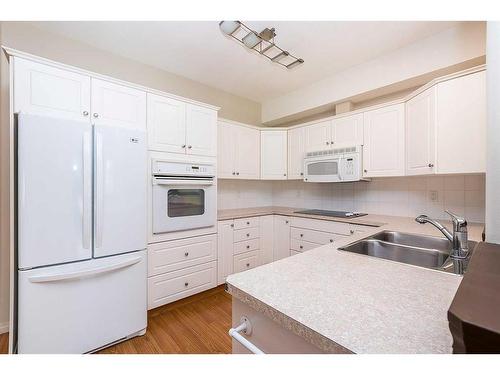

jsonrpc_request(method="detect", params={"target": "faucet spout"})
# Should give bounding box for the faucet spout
[415,215,453,242]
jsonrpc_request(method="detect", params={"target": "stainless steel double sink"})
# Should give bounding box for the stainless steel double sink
[338,231,477,273]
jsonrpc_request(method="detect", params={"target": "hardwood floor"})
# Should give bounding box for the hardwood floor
[99,285,232,354]
[0,286,232,354]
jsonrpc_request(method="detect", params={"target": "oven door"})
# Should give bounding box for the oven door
[152,177,216,234]
[303,157,342,182]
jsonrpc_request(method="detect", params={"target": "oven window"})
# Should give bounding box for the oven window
[307,161,338,175]
[167,189,205,218]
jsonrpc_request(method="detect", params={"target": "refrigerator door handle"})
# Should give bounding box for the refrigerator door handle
[94,130,104,249]
[82,131,92,249]
[28,256,142,283]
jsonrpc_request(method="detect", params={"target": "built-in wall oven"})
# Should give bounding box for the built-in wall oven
[152,160,216,234]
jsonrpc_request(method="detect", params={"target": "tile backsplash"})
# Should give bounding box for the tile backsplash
[218,174,486,223]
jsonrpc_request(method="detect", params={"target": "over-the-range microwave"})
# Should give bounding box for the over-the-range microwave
[303,145,368,183]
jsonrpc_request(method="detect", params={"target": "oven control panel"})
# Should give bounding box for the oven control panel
[152,159,216,177]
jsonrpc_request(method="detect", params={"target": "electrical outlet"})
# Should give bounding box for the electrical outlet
[429,190,439,202]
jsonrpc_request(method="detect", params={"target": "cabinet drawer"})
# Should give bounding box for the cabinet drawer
[290,238,321,252]
[234,217,260,230]
[148,261,217,309]
[234,227,260,242]
[233,238,260,255]
[148,234,216,276]
[290,227,338,245]
[290,217,354,235]
[233,250,260,273]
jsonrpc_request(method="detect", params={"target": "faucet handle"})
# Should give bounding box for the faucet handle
[445,210,467,229]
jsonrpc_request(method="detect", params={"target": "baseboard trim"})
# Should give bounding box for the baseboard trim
[0,322,9,334]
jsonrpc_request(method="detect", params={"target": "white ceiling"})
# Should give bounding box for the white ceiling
[29,21,460,103]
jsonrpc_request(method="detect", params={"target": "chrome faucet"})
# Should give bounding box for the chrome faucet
[415,210,469,274]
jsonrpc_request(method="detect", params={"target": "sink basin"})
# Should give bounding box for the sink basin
[338,231,477,272]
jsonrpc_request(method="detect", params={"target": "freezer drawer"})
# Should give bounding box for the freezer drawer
[18,251,147,353]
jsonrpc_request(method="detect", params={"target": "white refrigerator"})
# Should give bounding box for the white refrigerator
[16,113,148,353]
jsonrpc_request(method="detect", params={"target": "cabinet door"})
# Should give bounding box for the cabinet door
[186,104,217,156]
[217,220,234,285]
[304,120,331,152]
[362,103,405,177]
[14,58,91,122]
[273,216,290,261]
[259,215,274,265]
[217,121,236,178]
[235,125,260,179]
[406,87,436,175]
[147,93,187,153]
[288,127,306,180]
[261,130,288,180]
[91,78,146,129]
[436,71,486,174]
[332,113,364,146]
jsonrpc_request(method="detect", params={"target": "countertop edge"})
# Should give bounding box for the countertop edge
[225,283,353,354]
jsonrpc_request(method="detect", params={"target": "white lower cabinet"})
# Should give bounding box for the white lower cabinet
[273,216,291,261]
[147,234,217,309]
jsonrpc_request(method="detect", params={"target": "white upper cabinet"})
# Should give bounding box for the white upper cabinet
[362,103,405,177]
[217,121,260,179]
[304,120,332,152]
[147,93,187,153]
[288,127,306,180]
[147,94,217,157]
[185,104,217,156]
[405,70,486,175]
[14,58,91,122]
[91,78,146,129]
[332,113,364,146]
[261,130,288,180]
[435,71,486,174]
[406,87,436,175]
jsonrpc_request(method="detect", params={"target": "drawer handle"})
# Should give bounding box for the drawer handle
[246,263,250,267]
[300,245,303,249]
[184,282,189,287]
[246,245,250,249]
[184,252,189,257]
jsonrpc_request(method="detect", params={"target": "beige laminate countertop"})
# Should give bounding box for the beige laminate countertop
[224,206,484,354]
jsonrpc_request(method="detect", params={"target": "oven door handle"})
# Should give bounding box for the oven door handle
[153,178,214,186]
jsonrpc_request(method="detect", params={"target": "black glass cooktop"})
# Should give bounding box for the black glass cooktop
[294,209,367,218]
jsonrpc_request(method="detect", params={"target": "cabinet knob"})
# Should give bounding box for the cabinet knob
[246,245,250,249]
[246,221,250,225]
[300,245,303,249]
[232,172,236,175]
[364,169,367,173]
[285,220,289,224]
[184,252,189,257]
[300,172,304,176]
[300,233,303,237]
[428,163,434,168]
[246,233,250,237]
[236,172,240,175]
[184,282,189,287]
[182,144,186,148]
[93,113,99,118]
[230,224,234,228]
[330,239,333,243]
[188,145,192,149]
[331,140,334,144]
[82,111,89,116]
[326,141,330,145]
[283,173,286,176]
[350,230,355,234]
[246,263,250,267]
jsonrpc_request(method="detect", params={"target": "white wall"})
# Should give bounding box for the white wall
[262,22,486,124]
[486,22,500,243]
[218,175,486,224]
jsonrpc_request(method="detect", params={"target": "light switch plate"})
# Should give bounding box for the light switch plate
[429,190,439,202]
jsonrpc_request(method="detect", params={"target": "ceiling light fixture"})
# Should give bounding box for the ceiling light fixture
[219,21,304,69]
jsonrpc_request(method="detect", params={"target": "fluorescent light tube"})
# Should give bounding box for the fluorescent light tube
[242,32,262,49]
